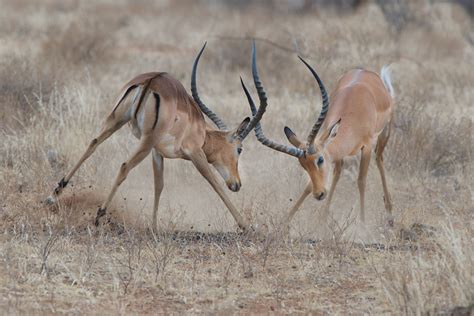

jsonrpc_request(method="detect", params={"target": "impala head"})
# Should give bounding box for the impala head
[191,42,267,192]
[283,121,340,199]
[203,118,251,192]
[241,42,340,199]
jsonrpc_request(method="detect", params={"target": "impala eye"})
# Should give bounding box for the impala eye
[237,147,243,155]
[317,156,324,165]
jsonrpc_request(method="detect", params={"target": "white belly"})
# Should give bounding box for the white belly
[155,133,182,158]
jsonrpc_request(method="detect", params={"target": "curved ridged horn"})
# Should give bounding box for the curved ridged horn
[238,42,268,141]
[191,42,228,130]
[298,56,329,152]
[240,42,305,158]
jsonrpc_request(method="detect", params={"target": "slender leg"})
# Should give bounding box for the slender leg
[95,140,153,226]
[322,160,344,219]
[357,146,372,223]
[46,113,129,204]
[189,149,248,230]
[151,149,164,232]
[375,124,394,226]
[286,181,311,223]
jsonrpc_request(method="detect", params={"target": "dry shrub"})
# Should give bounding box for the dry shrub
[0,79,107,193]
[211,0,365,13]
[0,56,48,126]
[375,210,473,314]
[41,20,111,66]
[389,97,472,178]
[38,12,125,81]
[376,0,414,33]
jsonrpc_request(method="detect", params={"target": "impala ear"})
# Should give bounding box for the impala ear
[328,119,340,138]
[232,117,251,138]
[321,119,341,147]
[284,126,303,147]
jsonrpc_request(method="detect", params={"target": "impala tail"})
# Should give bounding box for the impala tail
[380,65,395,98]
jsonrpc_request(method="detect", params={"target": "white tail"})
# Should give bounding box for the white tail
[380,65,395,98]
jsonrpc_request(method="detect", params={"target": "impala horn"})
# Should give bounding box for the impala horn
[191,42,228,130]
[298,56,329,154]
[240,41,305,158]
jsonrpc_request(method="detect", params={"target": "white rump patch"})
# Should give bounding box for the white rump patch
[380,65,395,98]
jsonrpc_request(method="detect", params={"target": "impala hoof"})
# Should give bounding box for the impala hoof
[53,177,69,195]
[237,222,252,234]
[248,224,258,232]
[95,207,106,226]
[386,215,395,227]
[45,195,57,205]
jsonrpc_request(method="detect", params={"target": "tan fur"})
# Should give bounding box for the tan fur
[48,72,251,230]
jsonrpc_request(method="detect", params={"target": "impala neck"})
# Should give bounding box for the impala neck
[324,132,346,162]
[202,129,225,164]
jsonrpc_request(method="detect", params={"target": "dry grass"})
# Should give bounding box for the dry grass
[0,0,473,314]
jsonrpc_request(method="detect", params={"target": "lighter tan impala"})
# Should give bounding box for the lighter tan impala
[242,46,395,226]
[46,43,267,231]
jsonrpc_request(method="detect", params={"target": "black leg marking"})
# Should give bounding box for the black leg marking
[134,73,162,120]
[134,84,149,120]
[152,93,160,129]
[54,177,69,194]
[95,207,106,226]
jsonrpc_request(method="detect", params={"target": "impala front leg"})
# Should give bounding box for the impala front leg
[189,149,248,231]
[322,160,343,219]
[375,123,394,226]
[282,181,311,234]
[358,146,372,223]
[286,181,311,224]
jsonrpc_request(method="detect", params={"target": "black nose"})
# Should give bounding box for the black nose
[229,183,241,192]
[316,192,326,200]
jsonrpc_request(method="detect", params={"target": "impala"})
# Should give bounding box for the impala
[241,48,395,226]
[46,43,267,231]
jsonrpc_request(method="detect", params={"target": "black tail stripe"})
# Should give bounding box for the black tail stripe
[112,85,136,114]
[152,93,160,129]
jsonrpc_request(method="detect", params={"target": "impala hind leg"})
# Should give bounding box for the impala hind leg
[95,140,153,226]
[46,113,129,204]
[189,149,248,231]
[375,124,394,226]
[358,146,372,223]
[151,149,164,232]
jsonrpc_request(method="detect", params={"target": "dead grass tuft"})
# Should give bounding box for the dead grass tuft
[375,211,473,314]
